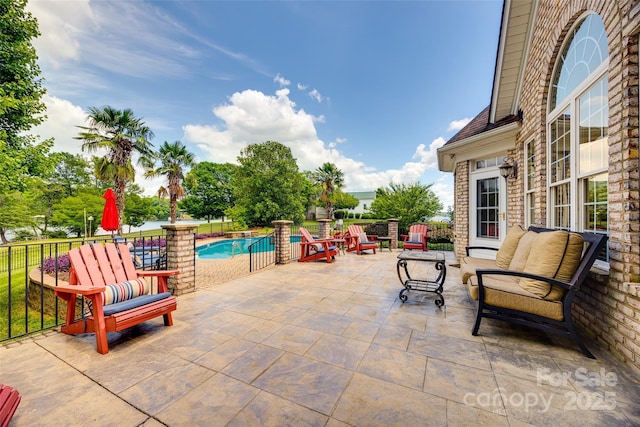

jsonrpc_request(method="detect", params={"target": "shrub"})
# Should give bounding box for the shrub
[42,254,71,273]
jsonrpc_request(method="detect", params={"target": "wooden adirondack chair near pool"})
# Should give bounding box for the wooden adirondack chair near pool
[298,227,339,263]
[402,223,429,251]
[54,242,180,354]
[344,225,378,255]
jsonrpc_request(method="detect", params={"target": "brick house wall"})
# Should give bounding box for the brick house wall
[510,0,640,373]
[444,0,640,373]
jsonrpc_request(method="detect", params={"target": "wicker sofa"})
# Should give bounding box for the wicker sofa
[460,225,608,358]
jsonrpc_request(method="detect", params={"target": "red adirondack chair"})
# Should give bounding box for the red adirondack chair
[298,227,339,263]
[345,225,378,255]
[402,223,429,251]
[54,242,180,354]
[0,384,20,427]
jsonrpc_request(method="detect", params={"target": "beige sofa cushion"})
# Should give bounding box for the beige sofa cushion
[495,224,527,269]
[519,231,584,300]
[459,257,497,284]
[508,231,538,271]
[467,275,564,321]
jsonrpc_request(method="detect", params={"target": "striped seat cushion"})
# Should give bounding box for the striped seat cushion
[85,278,151,314]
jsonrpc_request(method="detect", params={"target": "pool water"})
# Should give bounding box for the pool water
[196,236,301,260]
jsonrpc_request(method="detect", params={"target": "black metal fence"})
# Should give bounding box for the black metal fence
[0,234,166,343]
[248,225,309,272]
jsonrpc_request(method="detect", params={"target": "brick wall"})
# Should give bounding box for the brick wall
[514,0,640,373]
[453,161,469,259]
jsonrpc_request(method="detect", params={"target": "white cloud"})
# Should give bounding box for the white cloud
[297,83,308,90]
[31,95,87,154]
[183,88,448,194]
[274,73,290,87]
[308,89,323,103]
[447,117,472,132]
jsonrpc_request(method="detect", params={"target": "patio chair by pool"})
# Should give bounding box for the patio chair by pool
[345,225,378,255]
[401,223,429,251]
[298,227,338,263]
[54,242,179,354]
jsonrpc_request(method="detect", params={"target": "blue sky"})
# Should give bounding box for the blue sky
[27,0,503,210]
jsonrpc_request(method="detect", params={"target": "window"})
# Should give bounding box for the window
[547,13,609,264]
[525,140,535,226]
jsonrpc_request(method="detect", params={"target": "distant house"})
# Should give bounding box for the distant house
[347,191,376,215]
[437,1,639,372]
[305,190,376,220]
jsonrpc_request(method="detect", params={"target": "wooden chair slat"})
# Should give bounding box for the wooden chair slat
[105,243,129,283]
[67,248,92,286]
[117,244,139,279]
[92,243,117,285]
[79,245,107,287]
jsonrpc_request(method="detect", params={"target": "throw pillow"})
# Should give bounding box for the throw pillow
[495,224,527,269]
[409,232,423,243]
[520,231,579,300]
[508,231,538,271]
[358,232,369,243]
[85,277,151,314]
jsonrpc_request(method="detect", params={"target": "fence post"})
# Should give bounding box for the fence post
[317,219,331,239]
[388,218,399,250]
[272,220,293,264]
[161,224,197,295]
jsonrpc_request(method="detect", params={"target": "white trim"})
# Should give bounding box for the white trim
[490,0,511,123]
[512,0,538,115]
[437,121,520,172]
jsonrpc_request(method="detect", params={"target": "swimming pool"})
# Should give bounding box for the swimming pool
[196,236,301,260]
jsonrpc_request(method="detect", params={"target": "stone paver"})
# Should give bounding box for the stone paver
[2,250,639,426]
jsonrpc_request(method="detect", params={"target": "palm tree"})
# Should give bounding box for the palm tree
[145,141,195,223]
[312,162,344,219]
[76,106,154,234]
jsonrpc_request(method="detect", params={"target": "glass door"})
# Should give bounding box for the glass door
[469,169,507,255]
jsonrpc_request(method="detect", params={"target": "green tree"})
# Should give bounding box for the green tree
[370,182,443,231]
[124,193,152,232]
[148,196,170,220]
[181,162,236,221]
[311,162,344,219]
[232,141,306,226]
[144,141,195,223]
[49,152,93,197]
[50,190,104,238]
[76,106,155,234]
[332,189,359,211]
[0,0,53,194]
[0,191,34,243]
[310,162,344,218]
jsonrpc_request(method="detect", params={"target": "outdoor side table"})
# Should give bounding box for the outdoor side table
[396,250,446,306]
[375,236,393,251]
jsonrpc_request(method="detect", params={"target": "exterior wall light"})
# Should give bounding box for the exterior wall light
[499,159,517,180]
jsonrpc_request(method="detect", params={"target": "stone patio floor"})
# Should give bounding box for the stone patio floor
[2,250,639,426]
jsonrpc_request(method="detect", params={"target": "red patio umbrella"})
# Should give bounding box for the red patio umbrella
[101,188,119,234]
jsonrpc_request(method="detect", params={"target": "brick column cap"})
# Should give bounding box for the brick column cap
[272,220,293,225]
[387,218,399,222]
[161,223,199,231]
[317,219,331,223]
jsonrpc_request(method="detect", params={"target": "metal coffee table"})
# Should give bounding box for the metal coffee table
[396,250,447,306]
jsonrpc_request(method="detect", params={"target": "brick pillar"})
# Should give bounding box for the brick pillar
[388,219,399,250]
[161,223,197,295]
[272,220,293,264]
[317,219,331,239]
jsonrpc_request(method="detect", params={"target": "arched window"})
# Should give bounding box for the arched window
[547,13,609,265]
